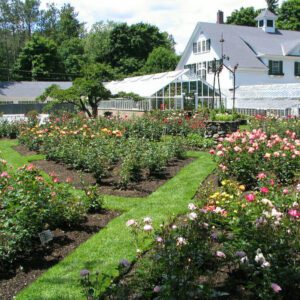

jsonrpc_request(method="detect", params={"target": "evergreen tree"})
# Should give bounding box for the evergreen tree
[266,0,279,13]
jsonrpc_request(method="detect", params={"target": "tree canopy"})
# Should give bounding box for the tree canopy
[13,34,62,80]
[227,1,300,30]
[143,47,179,74]
[277,0,300,31]
[1,0,299,82]
[38,78,111,118]
[107,22,175,74]
[226,7,259,27]
[0,1,178,81]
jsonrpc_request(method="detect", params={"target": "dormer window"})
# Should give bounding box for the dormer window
[192,39,211,54]
[267,20,274,27]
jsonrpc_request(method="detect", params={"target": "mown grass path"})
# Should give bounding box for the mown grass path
[0,139,215,299]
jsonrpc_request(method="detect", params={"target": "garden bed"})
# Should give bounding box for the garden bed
[13,144,38,156]
[0,210,119,300]
[33,158,194,197]
[13,144,194,197]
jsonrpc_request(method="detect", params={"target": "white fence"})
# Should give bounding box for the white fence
[98,99,151,111]
[0,114,49,124]
[0,114,27,122]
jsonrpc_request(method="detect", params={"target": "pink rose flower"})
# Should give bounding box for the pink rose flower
[245,193,255,202]
[288,209,300,218]
[283,188,289,195]
[260,187,269,194]
[257,172,267,179]
[0,171,9,178]
[216,251,226,258]
[271,283,282,293]
[53,177,59,183]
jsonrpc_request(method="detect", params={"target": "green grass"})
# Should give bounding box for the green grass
[0,139,215,299]
[0,139,44,167]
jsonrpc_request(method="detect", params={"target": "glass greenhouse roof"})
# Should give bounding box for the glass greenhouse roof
[104,70,189,97]
[235,83,300,99]
[236,99,300,110]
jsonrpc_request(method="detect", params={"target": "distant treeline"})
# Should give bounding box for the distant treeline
[0,0,179,81]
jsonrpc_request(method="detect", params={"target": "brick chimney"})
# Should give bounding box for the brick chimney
[217,10,224,24]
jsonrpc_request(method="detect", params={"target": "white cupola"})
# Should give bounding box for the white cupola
[255,8,278,33]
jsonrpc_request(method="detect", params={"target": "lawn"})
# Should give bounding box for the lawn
[0,139,215,299]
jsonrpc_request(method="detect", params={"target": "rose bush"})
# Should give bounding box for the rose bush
[211,129,300,187]
[18,114,189,187]
[0,119,25,138]
[100,177,300,299]
[0,158,102,267]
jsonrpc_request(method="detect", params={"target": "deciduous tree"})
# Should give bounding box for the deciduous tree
[143,47,179,74]
[13,34,62,80]
[277,0,300,31]
[38,70,112,118]
[226,7,259,27]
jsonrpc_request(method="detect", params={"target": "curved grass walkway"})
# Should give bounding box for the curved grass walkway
[0,139,215,299]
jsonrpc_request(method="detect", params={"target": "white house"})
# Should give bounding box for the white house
[176,9,300,115]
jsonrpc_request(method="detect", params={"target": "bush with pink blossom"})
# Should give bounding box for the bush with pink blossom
[0,158,102,267]
[100,177,300,299]
[212,129,300,187]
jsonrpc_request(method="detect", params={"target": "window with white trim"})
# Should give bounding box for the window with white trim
[196,62,207,80]
[193,39,211,54]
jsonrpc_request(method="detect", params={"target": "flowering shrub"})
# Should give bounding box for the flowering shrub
[211,129,300,186]
[19,114,187,187]
[101,178,300,299]
[250,115,300,137]
[0,158,102,267]
[0,119,25,138]
[150,110,209,136]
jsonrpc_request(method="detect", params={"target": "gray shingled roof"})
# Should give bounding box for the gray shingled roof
[177,22,300,70]
[255,9,278,20]
[0,81,72,101]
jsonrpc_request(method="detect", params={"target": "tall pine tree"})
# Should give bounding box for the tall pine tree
[266,0,279,13]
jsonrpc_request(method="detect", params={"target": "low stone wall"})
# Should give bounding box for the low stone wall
[204,120,246,138]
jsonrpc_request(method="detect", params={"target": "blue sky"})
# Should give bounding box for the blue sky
[40,0,284,53]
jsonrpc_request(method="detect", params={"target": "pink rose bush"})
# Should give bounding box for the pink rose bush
[0,157,101,267]
[211,129,300,187]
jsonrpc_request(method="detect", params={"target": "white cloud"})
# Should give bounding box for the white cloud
[40,0,284,53]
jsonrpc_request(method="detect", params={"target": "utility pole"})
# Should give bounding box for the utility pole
[219,33,239,112]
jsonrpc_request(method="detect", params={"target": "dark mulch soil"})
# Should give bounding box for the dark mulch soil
[33,159,97,187]
[13,144,37,156]
[0,210,119,300]
[32,158,194,198]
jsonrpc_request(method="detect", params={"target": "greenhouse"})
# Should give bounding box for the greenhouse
[234,83,300,116]
[102,69,225,111]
